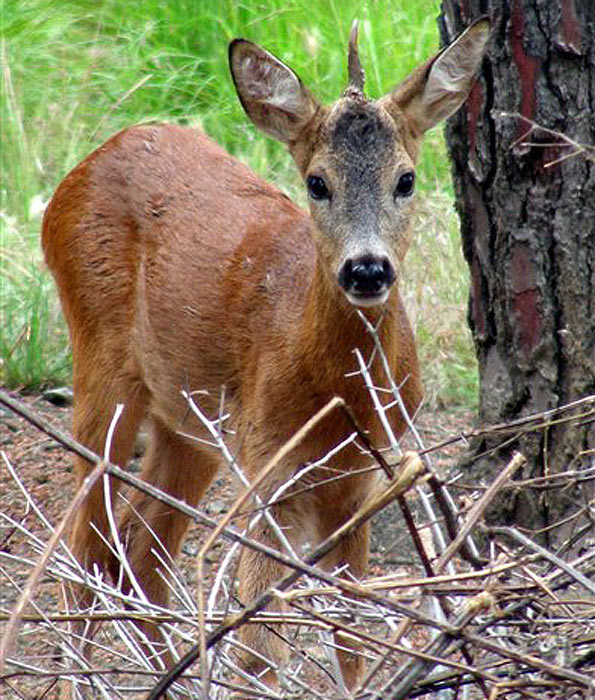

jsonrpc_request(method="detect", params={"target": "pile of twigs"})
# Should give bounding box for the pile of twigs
[1,333,594,699]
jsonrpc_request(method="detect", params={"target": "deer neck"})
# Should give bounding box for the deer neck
[296,256,399,391]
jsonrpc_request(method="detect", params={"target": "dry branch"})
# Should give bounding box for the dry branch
[2,383,593,700]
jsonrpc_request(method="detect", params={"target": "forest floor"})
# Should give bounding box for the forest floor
[1,390,475,699]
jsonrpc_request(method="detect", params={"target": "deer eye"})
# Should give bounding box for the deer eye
[307,175,330,200]
[395,171,415,198]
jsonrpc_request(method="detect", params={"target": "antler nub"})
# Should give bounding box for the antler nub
[346,19,365,96]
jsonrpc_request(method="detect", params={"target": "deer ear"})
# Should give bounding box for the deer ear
[229,39,320,144]
[383,17,490,134]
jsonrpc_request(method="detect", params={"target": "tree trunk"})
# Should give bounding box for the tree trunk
[439,0,594,535]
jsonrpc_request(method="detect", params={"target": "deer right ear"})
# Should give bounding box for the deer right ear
[229,39,320,144]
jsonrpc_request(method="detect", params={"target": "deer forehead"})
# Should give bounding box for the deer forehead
[313,98,413,189]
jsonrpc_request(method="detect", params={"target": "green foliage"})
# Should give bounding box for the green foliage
[405,194,479,409]
[0,224,71,387]
[1,0,477,405]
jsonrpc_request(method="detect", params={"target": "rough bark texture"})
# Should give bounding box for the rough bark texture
[439,0,594,533]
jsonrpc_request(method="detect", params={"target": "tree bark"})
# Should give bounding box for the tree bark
[439,0,594,534]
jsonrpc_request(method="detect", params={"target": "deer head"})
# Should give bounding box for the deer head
[230,18,490,307]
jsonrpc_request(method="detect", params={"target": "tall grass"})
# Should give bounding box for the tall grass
[1,0,477,406]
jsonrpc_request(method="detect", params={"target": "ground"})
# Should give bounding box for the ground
[0,390,474,699]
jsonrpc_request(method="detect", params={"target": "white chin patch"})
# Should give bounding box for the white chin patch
[345,290,390,308]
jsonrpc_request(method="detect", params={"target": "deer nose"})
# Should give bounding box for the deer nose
[338,255,395,303]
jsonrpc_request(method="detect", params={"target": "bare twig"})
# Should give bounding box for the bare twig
[3,383,594,700]
[0,457,108,671]
[496,110,595,166]
[146,453,426,699]
[436,452,526,573]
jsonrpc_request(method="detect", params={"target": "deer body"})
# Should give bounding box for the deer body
[45,121,419,439]
[43,19,489,694]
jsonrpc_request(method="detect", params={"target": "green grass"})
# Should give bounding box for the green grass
[1,0,477,406]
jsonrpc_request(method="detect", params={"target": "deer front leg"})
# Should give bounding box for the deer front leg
[235,517,291,692]
[234,501,370,695]
[326,520,370,691]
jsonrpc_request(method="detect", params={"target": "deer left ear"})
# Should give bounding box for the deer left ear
[383,17,490,134]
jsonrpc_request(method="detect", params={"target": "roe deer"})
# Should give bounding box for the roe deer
[42,17,490,695]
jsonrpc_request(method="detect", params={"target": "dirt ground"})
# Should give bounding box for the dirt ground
[0,389,473,568]
[0,390,474,699]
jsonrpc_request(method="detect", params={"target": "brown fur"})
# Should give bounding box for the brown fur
[42,18,489,695]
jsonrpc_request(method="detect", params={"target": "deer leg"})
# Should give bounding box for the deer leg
[61,369,147,700]
[234,504,299,693]
[325,520,370,691]
[114,417,221,662]
[235,508,370,696]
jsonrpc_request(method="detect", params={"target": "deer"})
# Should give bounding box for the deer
[42,16,490,696]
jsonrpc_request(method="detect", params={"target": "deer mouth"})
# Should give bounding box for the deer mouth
[344,288,390,308]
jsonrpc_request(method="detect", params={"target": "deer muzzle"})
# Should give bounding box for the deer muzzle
[338,254,395,307]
